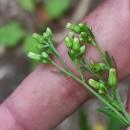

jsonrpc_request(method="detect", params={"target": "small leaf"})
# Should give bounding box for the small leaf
[105,51,112,67]
[112,56,117,69]
[111,56,118,82]
[97,107,128,127]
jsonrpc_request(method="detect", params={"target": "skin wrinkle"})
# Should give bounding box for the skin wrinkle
[0,105,25,130]
[3,104,27,130]
[0,0,130,130]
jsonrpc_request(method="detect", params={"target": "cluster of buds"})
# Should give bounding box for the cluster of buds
[65,32,85,64]
[28,28,53,64]
[32,27,52,52]
[89,79,107,94]
[66,23,96,46]
[89,68,117,94]
[89,60,109,72]
[28,52,51,64]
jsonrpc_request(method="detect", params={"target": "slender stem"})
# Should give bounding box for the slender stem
[75,63,85,82]
[105,94,122,112]
[50,45,73,74]
[51,61,72,77]
[115,89,130,122]
[93,40,109,67]
[42,39,72,74]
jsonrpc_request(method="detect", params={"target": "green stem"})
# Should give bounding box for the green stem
[115,89,130,122]
[105,94,122,112]
[42,39,72,74]
[51,61,130,127]
[51,61,72,77]
[94,40,109,67]
[50,45,72,74]
[75,63,85,82]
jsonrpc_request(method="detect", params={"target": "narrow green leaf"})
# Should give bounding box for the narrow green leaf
[51,71,66,75]
[112,56,117,69]
[97,107,128,127]
[105,51,112,67]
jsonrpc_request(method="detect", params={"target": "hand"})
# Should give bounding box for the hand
[0,0,130,130]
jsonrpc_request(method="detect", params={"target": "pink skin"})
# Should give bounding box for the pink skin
[0,0,130,130]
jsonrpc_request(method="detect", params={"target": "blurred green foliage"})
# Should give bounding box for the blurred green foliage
[0,21,25,47]
[19,0,70,19]
[23,35,41,69]
[18,0,36,12]
[45,0,70,19]
[107,117,121,130]
[23,35,41,54]
[78,107,90,130]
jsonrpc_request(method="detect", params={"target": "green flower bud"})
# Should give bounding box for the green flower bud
[65,37,72,49]
[70,50,74,55]
[28,52,41,61]
[79,37,93,45]
[68,50,77,63]
[99,81,107,94]
[79,38,88,42]
[90,60,101,72]
[98,90,105,94]
[79,45,85,54]
[80,37,96,46]
[68,32,74,41]
[79,23,87,32]
[98,63,109,71]
[79,23,92,32]
[41,52,49,59]
[107,68,117,87]
[72,37,81,51]
[88,79,100,89]
[43,33,50,40]
[66,23,81,34]
[39,37,44,43]
[42,59,49,64]
[81,32,88,38]
[32,33,42,40]
[35,43,44,49]
[68,50,74,59]
[46,27,52,36]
